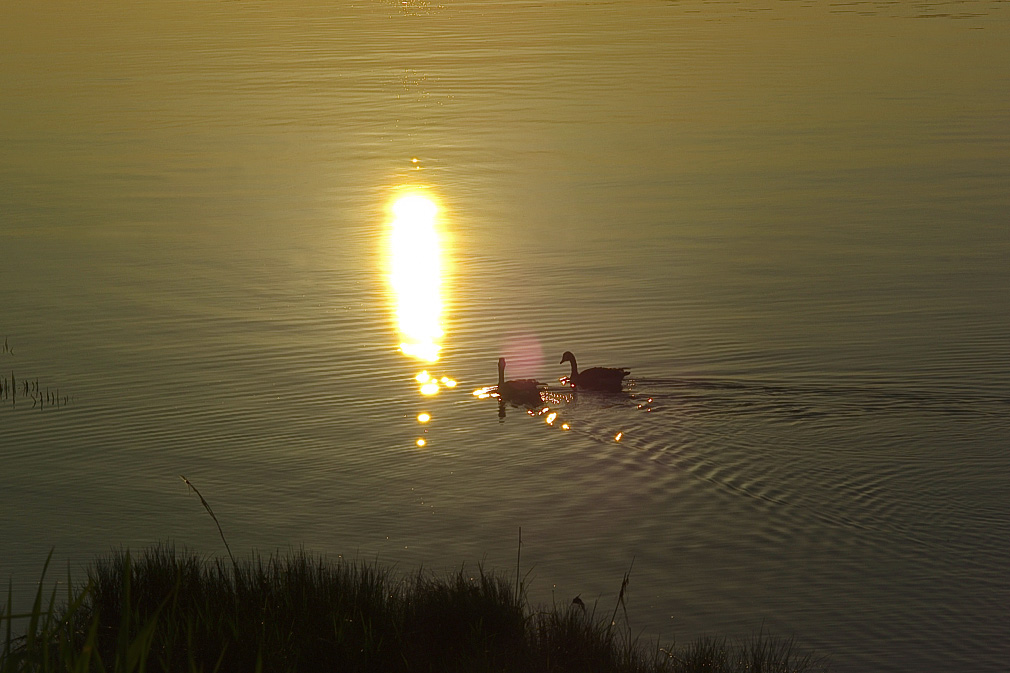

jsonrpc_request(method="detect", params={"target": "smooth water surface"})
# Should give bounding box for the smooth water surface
[2,2,1009,671]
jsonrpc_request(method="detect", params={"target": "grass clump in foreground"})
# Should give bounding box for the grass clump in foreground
[2,546,828,673]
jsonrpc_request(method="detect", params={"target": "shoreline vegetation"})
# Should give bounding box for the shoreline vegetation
[1,546,828,673]
[2,400,830,672]
[0,338,70,411]
[0,462,831,673]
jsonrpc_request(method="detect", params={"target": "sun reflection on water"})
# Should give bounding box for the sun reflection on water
[388,188,457,448]
[389,192,444,363]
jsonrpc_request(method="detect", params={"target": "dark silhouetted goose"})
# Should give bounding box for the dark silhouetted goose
[497,357,543,407]
[559,351,629,392]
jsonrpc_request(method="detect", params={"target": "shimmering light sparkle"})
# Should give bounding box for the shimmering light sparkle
[389,193,443,363]
[417,413,431,423]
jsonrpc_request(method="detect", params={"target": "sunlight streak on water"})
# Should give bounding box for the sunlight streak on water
[389,192,444,363]
[387,190,458,448]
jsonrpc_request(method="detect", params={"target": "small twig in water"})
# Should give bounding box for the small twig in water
[179,475,237,568]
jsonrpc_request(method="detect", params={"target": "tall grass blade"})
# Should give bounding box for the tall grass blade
[608,557,634,640]
[23,550,54,656]
[515,526,522,605]
[179,475,237,569]
[3,581,12,665]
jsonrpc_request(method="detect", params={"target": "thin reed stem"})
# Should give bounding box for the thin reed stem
[179,476,237,569]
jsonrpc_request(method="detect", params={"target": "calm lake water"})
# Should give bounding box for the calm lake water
[2,1,1009,670]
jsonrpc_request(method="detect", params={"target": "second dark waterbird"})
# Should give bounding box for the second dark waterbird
[559,351,629,392]
[497,357,544,407]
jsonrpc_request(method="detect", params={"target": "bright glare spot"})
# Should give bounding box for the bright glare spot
[416,438,426,447]
[417,413,431,423]
[473,387,493,399]
[420,381,440,396]
[393,194,437,220]
[390,193,443,363]
[401,342,440,362]
[615,432,623,442]
[415,371,431,383]
[545,412,557,425]
[561,423,571,431]
[441,377,457,388]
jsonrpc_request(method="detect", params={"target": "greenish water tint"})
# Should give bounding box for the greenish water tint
[2,2,1008,671]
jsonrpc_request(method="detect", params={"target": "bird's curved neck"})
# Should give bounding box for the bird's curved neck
[567,357,579,379]
[498,361,506,387]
